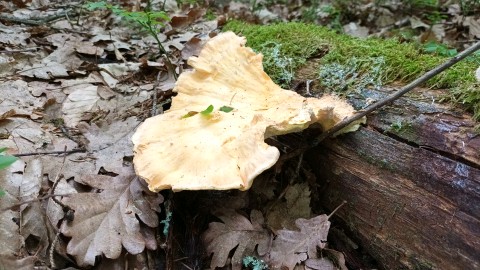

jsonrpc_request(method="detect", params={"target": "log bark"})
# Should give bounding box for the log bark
[306,87,480,270]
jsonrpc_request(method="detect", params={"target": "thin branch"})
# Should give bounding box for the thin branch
[0,47,39,54]
[13,148,85,157]
[0,10,76,26]
[152,71,163,117]
[0,193,73,212]
[312,40,480,146]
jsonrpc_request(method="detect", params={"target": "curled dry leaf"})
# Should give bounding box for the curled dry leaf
[203,209,272,270]
[60,168,163,266]
[269,214,332,270]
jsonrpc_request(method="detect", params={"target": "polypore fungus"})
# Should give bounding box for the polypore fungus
[132,32,363,192]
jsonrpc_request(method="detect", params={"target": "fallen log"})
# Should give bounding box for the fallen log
[306,87,480,270]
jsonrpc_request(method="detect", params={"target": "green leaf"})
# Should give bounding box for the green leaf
[84,1,108,10]
[200,105,214,115]
[0,189,5,197]
[447,49,458,57]
[0,147,7,153]
[181,111,199,119]
[219,106,234,113]
[0,155,18,170]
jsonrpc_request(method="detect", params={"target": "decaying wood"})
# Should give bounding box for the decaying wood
[306,87,480,269]
[312,40,480,144]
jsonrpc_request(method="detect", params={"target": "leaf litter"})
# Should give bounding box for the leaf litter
[1,0,477,268]
[59,167,162,266]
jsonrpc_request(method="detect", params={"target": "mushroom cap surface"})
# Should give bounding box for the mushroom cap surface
[132,32,362,192]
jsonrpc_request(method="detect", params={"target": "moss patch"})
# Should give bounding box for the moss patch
[223,21,480,121]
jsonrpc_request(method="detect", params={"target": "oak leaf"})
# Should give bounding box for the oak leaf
[269,214,332,269]
[266,182,312,231]
[203,209,272,270]
[60,168,163,266]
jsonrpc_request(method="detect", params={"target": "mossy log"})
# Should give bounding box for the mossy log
[306,87,480,270]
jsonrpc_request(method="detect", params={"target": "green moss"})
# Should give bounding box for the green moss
[223,21,480,120]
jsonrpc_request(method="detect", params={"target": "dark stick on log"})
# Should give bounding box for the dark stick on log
[13,148,85,157]
[312,41,480,146]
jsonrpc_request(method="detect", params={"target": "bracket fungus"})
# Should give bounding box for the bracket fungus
[132,32,364,192]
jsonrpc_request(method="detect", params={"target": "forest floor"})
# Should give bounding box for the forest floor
[0,0,479,269]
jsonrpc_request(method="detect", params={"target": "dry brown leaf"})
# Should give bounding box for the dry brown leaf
[305,249,347,270]
[60,167,163,266]
[0,80,47,118]
[19,62,69,79]
[0,32,30,46]
[0,158,48,261]
[266,183,312,231]
[61,84,100,127]
[98,62,141,88]
[181,37,203,60]
[203,209,272,270]
[268,214,332,269]
[0,256,37,270]
[305,258,336,270]
[79,116,139,174]
[164,32,197,52]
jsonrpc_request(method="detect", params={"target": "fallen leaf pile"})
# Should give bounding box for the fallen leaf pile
[203,207,347,270]
[1,0,476,268]
[0,0,214,267]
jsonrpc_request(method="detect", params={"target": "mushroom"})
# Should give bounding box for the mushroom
[132,32,364,192]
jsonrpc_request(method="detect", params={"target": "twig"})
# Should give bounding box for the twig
[0,193,73,212]
[0,47,39,54]
[50,231,61,269]
[327,200,347,219]
[0,10,76,26]
[152,71,163,117]
[13,148,85,157]
[312,41,480,146]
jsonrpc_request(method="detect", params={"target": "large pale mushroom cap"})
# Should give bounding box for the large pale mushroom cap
[132,32,363,192]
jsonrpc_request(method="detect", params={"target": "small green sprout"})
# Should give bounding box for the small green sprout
[423,42,457,57]
[182,105,234,119]
[84,1,176,78]
[200,105,214,116]
[219,105,234,113]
